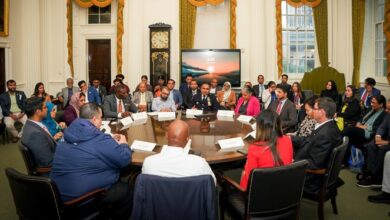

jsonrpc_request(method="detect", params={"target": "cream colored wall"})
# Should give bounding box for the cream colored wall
[2,0,389,96]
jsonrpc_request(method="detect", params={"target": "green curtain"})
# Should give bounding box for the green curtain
[180,0,197,49]
[352,0,365,87]
[313,0,328,67]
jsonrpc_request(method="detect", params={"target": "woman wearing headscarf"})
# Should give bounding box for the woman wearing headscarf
[216,81,236,110]
[320,80,340,106]
[63,92,86,126]
[41,102,66,141]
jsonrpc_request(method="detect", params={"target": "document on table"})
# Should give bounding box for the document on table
[130,140,156,152]
[120,116,134,130]
[157,112,176,121]
[131,112,148,124]
[218,137,244,152]
[186,109,203,116]
[237,115,253,125]
[217,110,234,117]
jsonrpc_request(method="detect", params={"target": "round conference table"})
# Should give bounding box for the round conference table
[112,112,254,168]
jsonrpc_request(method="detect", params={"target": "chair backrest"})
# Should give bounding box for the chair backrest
[131,174,217,220]
[18,142,39,176]
[300,66,346,95]
[5,167,62,220]
[246,160,309,217]
[324,137,349,188]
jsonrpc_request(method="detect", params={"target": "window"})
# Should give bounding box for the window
[374,0,386,77]
[88,5,111,24]
[281,0,316,74]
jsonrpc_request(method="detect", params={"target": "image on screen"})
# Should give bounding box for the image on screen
[181,49,241,87]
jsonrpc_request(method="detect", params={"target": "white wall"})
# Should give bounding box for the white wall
[2,0,389,97]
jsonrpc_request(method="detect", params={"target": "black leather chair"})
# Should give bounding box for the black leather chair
[303,137,349,220]
[219,160,309,220]
[5,167,107,220]
[131,174,217,220]
[18,141,51,176]
[0,119,8,145]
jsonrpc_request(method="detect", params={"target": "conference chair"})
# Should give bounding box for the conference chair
[131,174,217,220]
[18,141,51,176]
[0,119,8,145]
[303,137,349,220]
[5,167,107,220]
[218,160,309,220]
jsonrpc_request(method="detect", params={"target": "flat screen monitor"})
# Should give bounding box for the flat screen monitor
[181,49,241,87]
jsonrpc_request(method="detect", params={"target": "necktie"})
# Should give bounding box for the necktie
[202,96,206,102]
[276,101,282,115]
[259,85,263,98]
[118,100,123,113]
[361,90,368,107]
[68,88,73,102]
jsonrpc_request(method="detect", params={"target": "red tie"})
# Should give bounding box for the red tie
[276,101,282,115]
[118,100,123,113]
[361,90,368,105]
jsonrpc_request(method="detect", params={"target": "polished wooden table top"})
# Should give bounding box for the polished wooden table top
[112,112,254,166]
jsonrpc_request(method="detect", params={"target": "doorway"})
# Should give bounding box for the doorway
[88,39,111,90]
[0,48,5,94]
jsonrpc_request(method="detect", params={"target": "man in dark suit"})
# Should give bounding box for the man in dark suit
[167,79,183,109]
[253,74,268,102]
[183,80,200,109]
[292,97,342,193]
[92,79,108,101]
[78,80,101,105]
[179,74,193,98]
[21,97,57,168]
[268,84,297,133]
[0,80,27,142]
[103,85,137,119]
[191,83,219,112]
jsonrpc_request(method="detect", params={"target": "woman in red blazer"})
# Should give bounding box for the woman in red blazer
[234,86,261,117]
[240,109,293,190]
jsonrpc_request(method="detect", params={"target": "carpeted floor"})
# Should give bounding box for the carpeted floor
[0,142,389,219]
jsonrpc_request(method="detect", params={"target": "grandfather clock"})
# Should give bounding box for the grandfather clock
[149,23,172,86]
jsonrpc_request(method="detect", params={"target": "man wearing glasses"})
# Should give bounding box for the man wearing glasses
[151,86,176,112]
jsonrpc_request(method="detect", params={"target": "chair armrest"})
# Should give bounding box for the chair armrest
[306,169,326,175]
[221,176,246,194]
[63,188,106,207]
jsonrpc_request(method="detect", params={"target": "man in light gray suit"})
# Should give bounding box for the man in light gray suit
[21,97,57,168]
[57,78,79,108]
[133,82,153,112]
[103,85,137,119]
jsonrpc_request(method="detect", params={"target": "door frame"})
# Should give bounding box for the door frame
[0,43,11,92]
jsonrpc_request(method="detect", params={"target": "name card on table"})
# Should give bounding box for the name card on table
[131,112,148,124]
[100,124,111,135]
[186,109,203,116]
[147,112,158,116]
[157,112,176,121]
[237,115,254,125]
[244,130,256,139]
[120,116,134,130]
[217,110,234,117]
[251,123,257,130]
[130,140,156,152]
[217,116,234,122]
[218,137,245,152]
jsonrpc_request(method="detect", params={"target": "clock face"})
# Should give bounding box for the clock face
[151,31,169,49]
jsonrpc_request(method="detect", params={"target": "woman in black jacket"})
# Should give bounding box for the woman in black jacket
[338,85,361,129]
[320,80,339,106]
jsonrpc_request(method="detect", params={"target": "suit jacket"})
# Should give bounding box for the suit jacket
[183,89,200,109]
[191,94,219,112]
[94,85,107,100]
[268,99,297,133]
[85,87,101,105]
[0,91,27,116]
[133,91,154,106]
[377,113,390,140]
[21,120,57,167]
[234,96,260,117]
[209,86,221,95]
[103,94,137,118]
[59,87,79,107]
[292,120,341,193]
[179,83,190,97]
[253,84,268,98]
[169,89,183,106]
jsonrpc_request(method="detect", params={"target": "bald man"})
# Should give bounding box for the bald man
[142,120,216,184]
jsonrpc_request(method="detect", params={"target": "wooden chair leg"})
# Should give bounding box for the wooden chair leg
[331,196,338,214]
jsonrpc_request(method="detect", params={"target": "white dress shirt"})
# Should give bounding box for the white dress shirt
[142,146,216,184]
[314,119,333,130]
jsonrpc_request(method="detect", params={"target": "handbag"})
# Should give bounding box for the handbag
[348,145,364,173]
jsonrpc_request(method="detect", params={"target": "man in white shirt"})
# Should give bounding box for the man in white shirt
[151,87,176,112]
[142,120,216,184]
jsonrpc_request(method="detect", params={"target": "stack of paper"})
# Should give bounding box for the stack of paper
[217,137,245,152]
[120,116,134,130]
[130,140,156,152]
[157,112,176,121]
[237,115,254,125]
